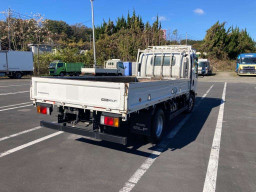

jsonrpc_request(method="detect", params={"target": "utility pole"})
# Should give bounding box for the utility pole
[37,38,40,76]
[90,0,96,68]
[8,8,11,50]
[90,34,92,50]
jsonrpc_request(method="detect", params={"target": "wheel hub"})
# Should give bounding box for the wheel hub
[156,116,163,138]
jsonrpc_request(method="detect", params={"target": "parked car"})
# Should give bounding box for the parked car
[198,59,212,75]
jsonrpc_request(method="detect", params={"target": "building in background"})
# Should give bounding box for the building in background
[28,44,53,55]
[162,29,167,40]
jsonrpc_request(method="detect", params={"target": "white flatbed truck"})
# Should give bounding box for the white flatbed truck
[30,45,197,145]
[81,59,125,76]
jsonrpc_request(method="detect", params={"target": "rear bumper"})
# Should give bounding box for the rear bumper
[237,70,256,75]
[40,121,127,145]
[238,73,256,76]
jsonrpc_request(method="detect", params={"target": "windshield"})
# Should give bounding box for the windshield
[241,57,256,64]
[198,62,207,67]
[49,63,56,68]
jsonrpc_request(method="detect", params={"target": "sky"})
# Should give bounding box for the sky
[0,0,256,40]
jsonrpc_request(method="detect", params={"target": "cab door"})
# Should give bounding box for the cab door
[117,62,125,75]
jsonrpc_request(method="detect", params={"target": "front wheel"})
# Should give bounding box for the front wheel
[150,109,165,143]
[60,72,65,77]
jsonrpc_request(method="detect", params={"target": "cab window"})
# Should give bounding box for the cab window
[163,56,170,66]
[163,55,176,66]
[57,63,64,68]
[154,56,162,66]
[118,62,124,69]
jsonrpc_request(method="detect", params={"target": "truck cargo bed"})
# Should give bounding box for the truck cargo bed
[31,76,190,116]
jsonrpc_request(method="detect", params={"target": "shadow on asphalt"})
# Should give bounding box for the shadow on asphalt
[0,77,31,81]
[198,73,216,78]
[164,97,221,151]
[76,97,222,157]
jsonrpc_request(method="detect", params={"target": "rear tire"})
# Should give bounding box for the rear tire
[14,72,22,79]
[185,94,195,113]
[150,108,165,143]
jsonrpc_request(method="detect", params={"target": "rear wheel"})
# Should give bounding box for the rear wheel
[186,94,195,113]
[150,108,165,143]
[14,72,22,79]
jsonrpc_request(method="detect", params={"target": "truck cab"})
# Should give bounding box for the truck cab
[236,53,256,75]
[104,59,125,75]
[137,46,197,78]
[49,61,64,76]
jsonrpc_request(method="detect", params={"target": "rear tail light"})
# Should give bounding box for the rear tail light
[100,116,119,127]
[37,106,51,115]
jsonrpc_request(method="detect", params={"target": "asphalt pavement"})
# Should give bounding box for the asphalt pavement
[0,76,255,192]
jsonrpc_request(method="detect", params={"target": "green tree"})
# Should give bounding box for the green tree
[202,21,230,59]
[44,19,74,41]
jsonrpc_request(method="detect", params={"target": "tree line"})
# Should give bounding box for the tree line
[202,21,255,60]
[0,11,255,72]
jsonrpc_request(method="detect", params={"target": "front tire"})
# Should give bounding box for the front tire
[151,108,165,143]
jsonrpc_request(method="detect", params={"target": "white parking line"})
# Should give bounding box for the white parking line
[0,131,63,158]
[0,104,32,112]
[119,84,215,192]
[0,91,29,96]
[0,126,41,142]
[202,84,214,100]
[0,84,29,88]
[203,82,227,192]
[0,102,31,109]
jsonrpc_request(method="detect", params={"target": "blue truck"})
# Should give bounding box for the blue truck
[236,53,256,75]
